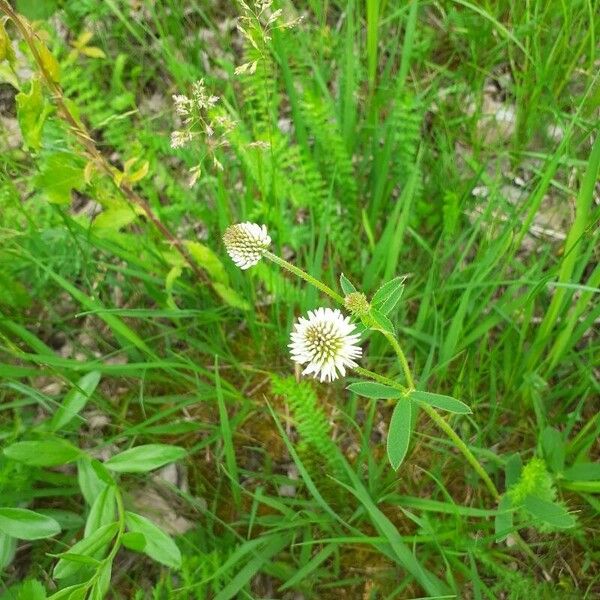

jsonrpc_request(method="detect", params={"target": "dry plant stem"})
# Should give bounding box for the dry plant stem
[0,0,207,284]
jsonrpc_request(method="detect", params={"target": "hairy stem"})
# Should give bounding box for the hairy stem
[264,251,345,304]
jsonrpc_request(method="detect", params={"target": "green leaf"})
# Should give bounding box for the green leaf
[523,496,576,529]
[4,439,81,466]
[340,273,357,295]
[540,426,564,473]
[213,282,251,311]
[47,583,88,600]
[121,531,146,552]
[563,462,600,482]
[367,308,395,334]
[0,20,16,67]
[494,495,514,542]
[346,381,403,399]
[104,444,186,473]
[36,152,85,204]
[84,485,116,537]
[34,40,60,83]
[53,522,118,580]
[35,509,84,530]
[372,277,405,315]
[9,579,47,600]
[0,508,60,540]
[505,453,523,487]
[185,241,228,284]
[16,77,52,151]
[124,512,181,568]
[0,532,17,570]
[16,0,59,19]
[89,561,112,600]
[92,207,138,232]
[50,371,101,431]
[410,390,472,414]
[387,400,414,470]
[77,458,108,506]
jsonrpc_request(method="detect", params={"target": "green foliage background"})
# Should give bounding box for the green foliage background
[0,0,599,597]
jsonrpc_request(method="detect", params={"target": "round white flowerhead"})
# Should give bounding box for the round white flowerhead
[289,307,362,383]
[223,222,271,269]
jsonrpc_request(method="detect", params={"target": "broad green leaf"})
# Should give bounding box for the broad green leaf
[494,495,514,542]
[346,381,403,399]
[124,512,181,568]
[89,561,111,600]
[15,0,59,19]
[523,496,576,529]
[92,207,138,232]
[185,241,228,284]
[121,531,146,552]
[0,579,46,600]
[53,522,118,580]
[0,532,16,570]
[540,426,565,473]
[367,308,395,334]
[387,400,413,470]
[16,77,52,151]
[340,273,357,295]
[213,282,251,311]
[372,277,405,315]
[50,371,101,431]
[84,485,116,537]
[505,453,523,487]
[4,439,81,466]
[104,444,186,473]
[35,509,84,530]
[47,584,87,600]
[410,390,472,414]
[0,508,60,540]
[77,458,108,506]
[36,152,85,204]
[563,462,600,482]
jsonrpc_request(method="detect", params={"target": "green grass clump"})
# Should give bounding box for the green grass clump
[0,0,599,598]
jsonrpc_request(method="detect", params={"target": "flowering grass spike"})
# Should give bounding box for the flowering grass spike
[289,308,362,382]
[223,222,271,269]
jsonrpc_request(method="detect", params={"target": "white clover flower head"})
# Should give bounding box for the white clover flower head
[289,308,362,383]
[223,222,271,269]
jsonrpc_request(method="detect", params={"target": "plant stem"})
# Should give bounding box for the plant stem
[380,330,415,389]
[263,251,345,304]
